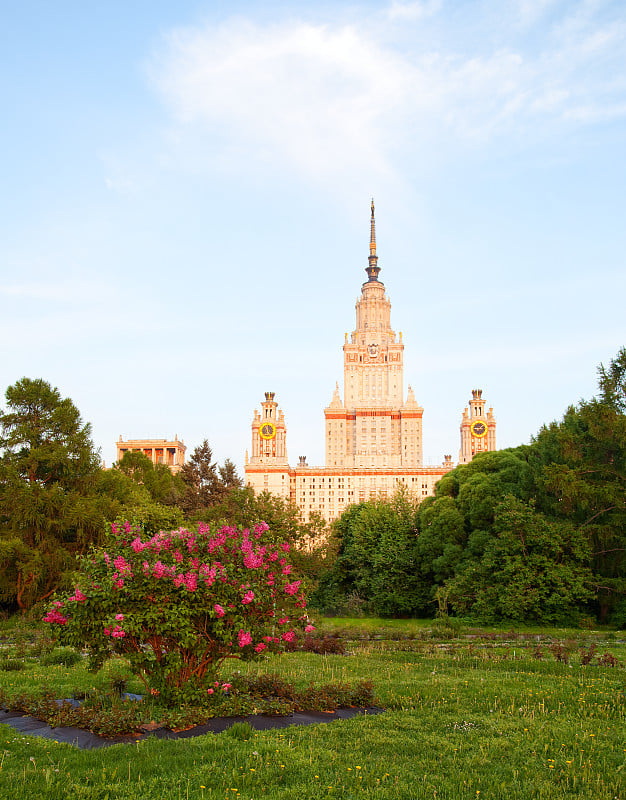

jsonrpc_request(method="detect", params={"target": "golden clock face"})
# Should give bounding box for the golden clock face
[259,422,277,440]
[471,420,487,438]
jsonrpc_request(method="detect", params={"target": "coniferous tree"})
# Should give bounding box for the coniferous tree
[219,458,243,491]
[179,440,226,514]
[0,378,103,609]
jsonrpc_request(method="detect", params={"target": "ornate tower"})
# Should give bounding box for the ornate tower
[244,392,290,500]
[249,392,288,466]
[325,201,423,468]
[459,389,496,464]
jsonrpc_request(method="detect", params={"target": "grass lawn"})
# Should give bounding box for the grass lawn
[0,618,624,799]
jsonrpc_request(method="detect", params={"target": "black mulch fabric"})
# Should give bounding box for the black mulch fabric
[0,706,385,750]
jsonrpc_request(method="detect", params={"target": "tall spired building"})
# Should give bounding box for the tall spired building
[245,203,495,524]
[325,201,423,469]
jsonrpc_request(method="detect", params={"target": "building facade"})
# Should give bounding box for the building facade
[244,202,493,524]
[116,436,186,473]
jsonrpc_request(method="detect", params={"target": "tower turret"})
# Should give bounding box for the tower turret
[459,389,496,463]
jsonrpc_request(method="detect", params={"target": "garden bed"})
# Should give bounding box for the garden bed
[0,705,384,749]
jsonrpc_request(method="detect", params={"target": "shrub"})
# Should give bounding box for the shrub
[0,658,25,671]
[283,633,346,654]
[41,648,82,667]
[43,521,313,706]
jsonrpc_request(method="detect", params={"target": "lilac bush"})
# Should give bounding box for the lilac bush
[44,521,313,704]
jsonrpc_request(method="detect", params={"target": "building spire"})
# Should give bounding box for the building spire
[366,198,381,282]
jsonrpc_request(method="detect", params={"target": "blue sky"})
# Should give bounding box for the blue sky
[1,0,625,472]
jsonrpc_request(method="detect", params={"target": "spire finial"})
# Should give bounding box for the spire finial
[369,199,376,257]
[365,198,381,282]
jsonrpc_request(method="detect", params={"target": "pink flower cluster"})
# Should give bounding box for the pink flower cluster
[104,623,126,639]
[173,571,198,591]
[208,680,232,694]
[43,601,68,625]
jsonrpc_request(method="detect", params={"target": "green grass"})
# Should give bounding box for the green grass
[0,619,624,799]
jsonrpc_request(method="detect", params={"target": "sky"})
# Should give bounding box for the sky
[1,0,625,473]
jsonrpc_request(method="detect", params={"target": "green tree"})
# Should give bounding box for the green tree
[313,488,428,616]
[218,458,243,491]
[597,346,626,413]
[0,378,104,609]
[95,466,184,535]
[179,440,227,514]
[532,398,626,621]
[446,496,593,623]
[114,450,185,507]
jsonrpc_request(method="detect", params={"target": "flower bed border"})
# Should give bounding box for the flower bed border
[0,706,385,750]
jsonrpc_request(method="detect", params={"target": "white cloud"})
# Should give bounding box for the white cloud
[148,3,626,184]
[151,20,406,182]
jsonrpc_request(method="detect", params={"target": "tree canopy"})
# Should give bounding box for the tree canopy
[179,440,243,516]
[0,379,105,609]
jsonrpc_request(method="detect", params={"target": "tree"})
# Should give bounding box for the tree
[219,458,243,491]
[532,398,626,621]
[114,450,185,507]
[95,466,184,535]
[0,378,104,609]
[313,488,427,616]
[597,346,626,413]
[180,440,228,514]
[446,497,593,623]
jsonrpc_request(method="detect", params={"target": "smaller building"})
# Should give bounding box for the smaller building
[458,390,496,464]
[116,436,186,473]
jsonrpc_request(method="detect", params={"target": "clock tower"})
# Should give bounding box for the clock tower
[249,391,288,465]
[244,392,290,499]
[459,389,496,463]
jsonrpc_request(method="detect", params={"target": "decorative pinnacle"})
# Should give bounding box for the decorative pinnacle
[366,199,381,282]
